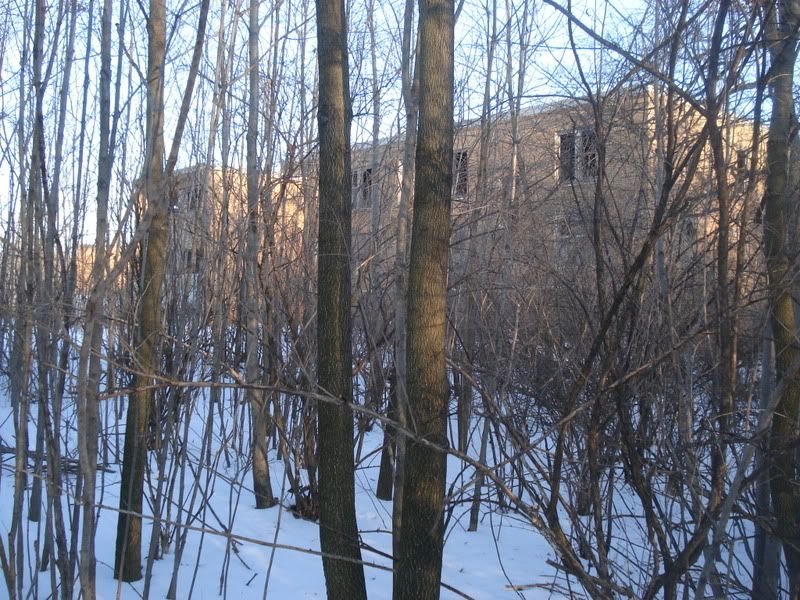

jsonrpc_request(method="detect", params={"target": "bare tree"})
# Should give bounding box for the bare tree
[75,0,113,595]
[5,0,41,596]
[394,0,455,597]
[315,0,367,596]
[245,0,276,510]
[389,0,418,572]
[114,0,168,581]
[115,0,209,580]
[762,0,800,594]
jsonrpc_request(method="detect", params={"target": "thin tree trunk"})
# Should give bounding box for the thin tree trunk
[458,0,496,459]
[205,0,230,471]
[27,0,53,528]
[392,0,418,579]
[752,323,780,600]
[365,0,387,446]
[298,0,319,509]
[468,411,490,531]
[74,0,112,595]
[36,2,79,594]
[115,0,167,581]
[502,0,528,213]
[245,0,276,510]
[376,376,396,500]
[7,0,42,594]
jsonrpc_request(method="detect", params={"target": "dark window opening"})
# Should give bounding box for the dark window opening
[580,129,598,179]
[194,248,204,272]
[559,128,598,182]
[362,168,372,208]
[188,188,201,210]
[352,168,373,210]
[559,132,576,182]
[736,149,749,178]
[182,248,204,273]
[454,150,469,198]
[352,171,359,208]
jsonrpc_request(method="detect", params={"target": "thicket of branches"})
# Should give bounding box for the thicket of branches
[0,0,799,598]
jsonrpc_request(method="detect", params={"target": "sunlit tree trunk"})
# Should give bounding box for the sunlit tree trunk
[114,0,208,579]
[394,0,454,596]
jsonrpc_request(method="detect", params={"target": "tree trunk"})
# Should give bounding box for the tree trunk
[394,0,454,596]
[468,412,490,531]
[75,0,112,595]
[752,323,780,600]
[315,0,367,596]
[762,2,800,594]
[246,0,276,510]
[115,0,167,581]
[376,376,396,500]
[391,0,418,580]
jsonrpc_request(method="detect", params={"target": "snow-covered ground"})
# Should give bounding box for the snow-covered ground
[0,391,564,599]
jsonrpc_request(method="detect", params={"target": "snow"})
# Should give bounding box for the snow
[0,391,561,599]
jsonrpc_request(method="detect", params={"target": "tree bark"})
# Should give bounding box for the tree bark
[114,0,167,581]
[391,0,418,579]
[75,0,112,594]
[315,0,367,596]
[762,1,800,594]
[394,0,454,596]
[8,2,39,596]
[246,0,276,511]
[752,324,780,600]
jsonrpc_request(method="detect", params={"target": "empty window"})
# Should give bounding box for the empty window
[352,168,372,210]
[188,187,201,210]
[580,129,598,179]
[559,132,576,182]
[362,168,372,207]
[736,149,749,178]
[454,150,469,198]
[352,170,359,203]
[193,248,204,272]
[559,128,598,183]
[183,248,204,273]
[554,207,585,238]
